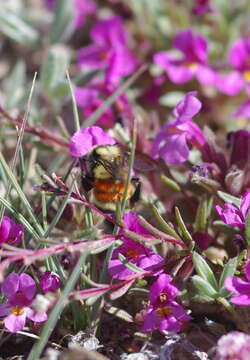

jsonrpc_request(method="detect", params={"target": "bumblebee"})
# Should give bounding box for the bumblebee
[81,145,140,211]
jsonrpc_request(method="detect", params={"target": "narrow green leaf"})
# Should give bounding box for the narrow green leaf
[0,8,39,45]
[194,197,207,232]
[217,191,241,208]
[66,70,80,131]
[192,275,218,299]
[6,60,26,109]
[175,206,193,243]
[50,0,74,43]
[245,212,250,246]
[193,252,218,290]
[160,175,181,191]
[40,46,69,96]
[43,180,75,238]
[219,257,238,297]
[151,205,182,241]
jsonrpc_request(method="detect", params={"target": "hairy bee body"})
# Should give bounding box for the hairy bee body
[82,145,140,211]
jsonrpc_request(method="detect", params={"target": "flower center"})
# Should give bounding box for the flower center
[125,249,138,259]
[11,306,24,316]
[99,51,108,60]
[243,70,250,82]
[159,293,168,303]
[7,238,14,244]
[157,306,172,318]
[185,62,198,71]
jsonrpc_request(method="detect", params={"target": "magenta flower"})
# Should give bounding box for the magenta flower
[216,191,250,229]
[192,0,214,15]
[225,262,250,306]
[0,273,47,333]
[151,92,207,165]
[108,211,164,280]
[154,29,216,85]
[69,126,116,158]
[77,16,138,85]
[216,38,250,96]
[0,216,24,246]
[40,271,61,293]
[215,331,250,360]
[75,82,131,128]
[142,274,191,333]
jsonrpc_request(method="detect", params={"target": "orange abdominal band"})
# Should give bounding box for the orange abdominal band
[93,179,134,203]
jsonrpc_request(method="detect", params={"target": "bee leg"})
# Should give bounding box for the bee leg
[130,177,141,207]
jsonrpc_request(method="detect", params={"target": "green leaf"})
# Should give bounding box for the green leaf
[192,275,218,299]
[40,46,70,96]
[5,60,26,110]
[50,0,74,43]
[193,252,218,290]
[175,206,193,243]
[0,8,39,45]
[160,175,181,191]
[194,197,207,233]
[245,212,250,246]
[219,256,238,297]
[217,191,241,208]
[151,204,182,241]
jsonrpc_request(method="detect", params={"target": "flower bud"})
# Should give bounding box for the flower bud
[40,271,61,293]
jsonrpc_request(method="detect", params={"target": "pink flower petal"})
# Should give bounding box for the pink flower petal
[216,71,244,96]
[19,273,36,301]
[4,312,26,333]
[1,273,19,298]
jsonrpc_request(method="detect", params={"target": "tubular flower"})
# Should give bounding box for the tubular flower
[151,92,206,165]
[216,38,250,96]
[154,29,216,85]
[216,191,250,229]
[108,211,164,280]
[142,274,191,333]
[77,16,138,85]
[0,273,47,333]
[0,216,24,246]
